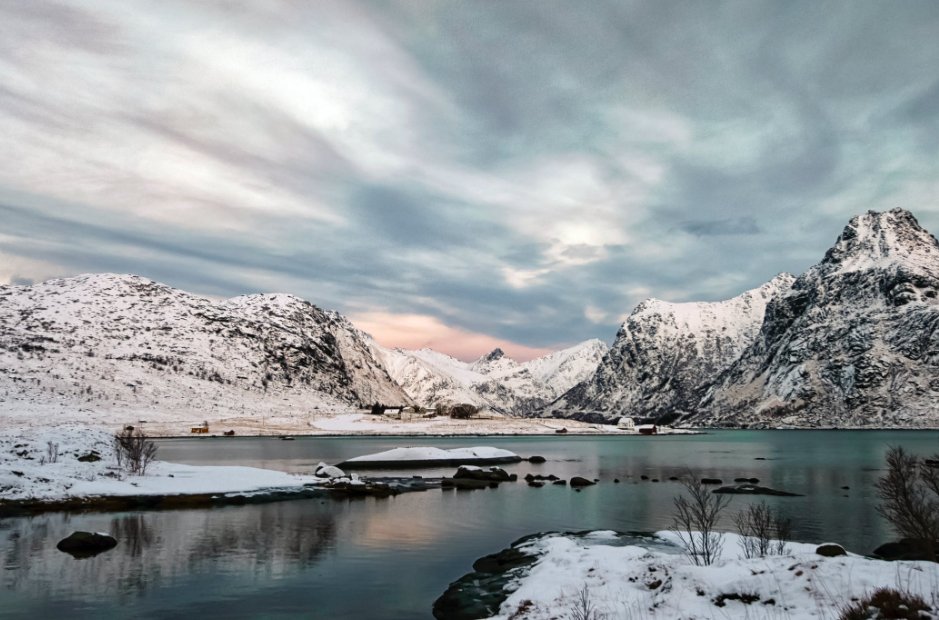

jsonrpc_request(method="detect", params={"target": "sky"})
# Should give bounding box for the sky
[1,1,939,361]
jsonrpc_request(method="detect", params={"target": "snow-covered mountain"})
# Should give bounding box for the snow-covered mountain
[695,208,939,428]
[0,274,411,426]
[548,208,939,428]
[374,340,607,415]
[545,275,795,422]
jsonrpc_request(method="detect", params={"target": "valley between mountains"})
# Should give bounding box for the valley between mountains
[3,208,939,430]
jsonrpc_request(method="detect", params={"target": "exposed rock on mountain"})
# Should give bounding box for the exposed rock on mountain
[375,339,607,415]
[545,275,795,423]
[549,208,939,428]
[0,274,410,426]
[696,208,939,428]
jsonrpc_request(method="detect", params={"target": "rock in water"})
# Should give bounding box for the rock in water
[56,531,118,559]
[569,476,595,487]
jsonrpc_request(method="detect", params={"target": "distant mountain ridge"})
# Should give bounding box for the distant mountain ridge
[373,339,608,415]
[548,208,939,428]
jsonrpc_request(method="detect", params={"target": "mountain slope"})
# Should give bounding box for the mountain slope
[0,274,411,426]
[696,208,939,427]
[375,339,607,415]
[545,275,795,422]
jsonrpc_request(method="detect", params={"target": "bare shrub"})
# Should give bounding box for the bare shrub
[671,472,732,566]
[875,446,939,562]
[46,441,59,464]
[838,587,933,620]
[114,428,158,475]
[568,584,605,620]
[733,501,792,558]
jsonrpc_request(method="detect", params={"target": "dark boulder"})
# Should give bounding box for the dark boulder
[528,456,546,464]
[873,538,938,561]
[56,531,117,559]
[569,477,595,487]
[701,478,723,485]
[453,466,511,482]
[76,451,101,463]
[816,543,847,557]
[733,477,759,484]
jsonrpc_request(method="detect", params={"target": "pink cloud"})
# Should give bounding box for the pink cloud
[349,311,554,362]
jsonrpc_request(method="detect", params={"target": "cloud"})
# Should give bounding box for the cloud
[678,217,762,237]
[2,1,939,354]
[348,311,553,362]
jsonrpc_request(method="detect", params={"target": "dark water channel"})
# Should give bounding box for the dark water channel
[2,431,938,619]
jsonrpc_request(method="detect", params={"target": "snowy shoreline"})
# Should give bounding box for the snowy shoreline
[435,530,939,620]
[0,425,446,515]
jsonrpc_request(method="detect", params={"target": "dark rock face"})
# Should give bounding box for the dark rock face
[815,543,847,557]
[56,531,117,558]
[697,209,939,428]
[545,275,794,423]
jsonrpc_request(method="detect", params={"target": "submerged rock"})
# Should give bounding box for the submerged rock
[56,531,117,559]
[712,484,802,497]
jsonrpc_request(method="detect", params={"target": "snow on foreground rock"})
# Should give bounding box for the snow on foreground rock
[486,531,939,619]
[0,426,317,502]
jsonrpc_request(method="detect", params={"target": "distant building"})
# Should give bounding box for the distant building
[617,417,636,430]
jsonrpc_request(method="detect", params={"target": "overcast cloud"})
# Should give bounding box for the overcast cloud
[2,1,939,359]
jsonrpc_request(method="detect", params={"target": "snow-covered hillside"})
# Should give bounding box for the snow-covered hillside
[545,275,794,422]
[374,340,607,415]
[0,274,410,428]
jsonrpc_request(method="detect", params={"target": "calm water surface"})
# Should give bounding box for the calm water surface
[2,431,938,619]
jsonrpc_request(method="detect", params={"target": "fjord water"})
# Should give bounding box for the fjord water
[2,431,938,619]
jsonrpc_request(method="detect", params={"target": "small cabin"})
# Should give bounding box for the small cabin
[616,417,636,431]
[637,424,658,436]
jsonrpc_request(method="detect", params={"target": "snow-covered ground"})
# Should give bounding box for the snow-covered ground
[0,425,318,503]
[486,530,939,619]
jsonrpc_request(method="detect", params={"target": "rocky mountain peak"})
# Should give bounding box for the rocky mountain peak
[481,348,506,362]
[821,208,939,274]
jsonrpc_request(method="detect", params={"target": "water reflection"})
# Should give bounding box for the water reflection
[1,502,337,605]
[2,431,938,619]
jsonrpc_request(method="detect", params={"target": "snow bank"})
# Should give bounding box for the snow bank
[0,425,317,502]
[487,531,939,619]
